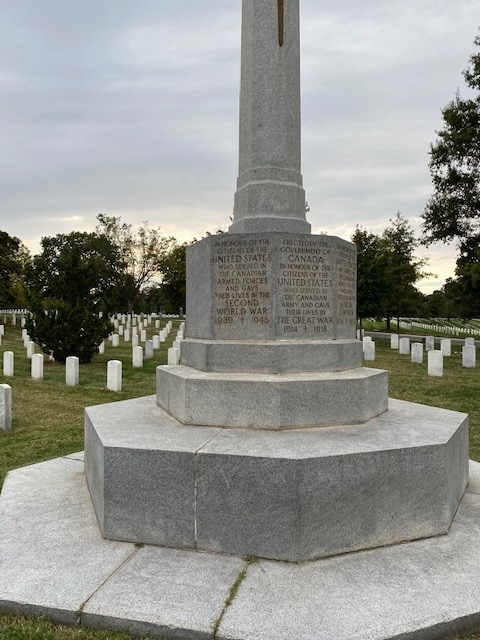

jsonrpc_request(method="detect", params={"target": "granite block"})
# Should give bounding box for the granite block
[85,396,222,547]
[86,395,468,561]
[156,364,388,429]
[83,546,244,640]
[186,233,356,341]
[180,338,363,373]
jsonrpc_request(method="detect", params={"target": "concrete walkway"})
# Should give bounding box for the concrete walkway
[2,454,480,640]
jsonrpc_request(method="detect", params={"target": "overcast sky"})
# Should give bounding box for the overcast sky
[0,1,478,293]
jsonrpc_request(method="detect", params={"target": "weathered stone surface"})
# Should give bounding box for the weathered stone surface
[0,456,134,625]
[157,365,388,429]
[463,345,476,368]
[428,351,443,377]
[84,396,222,548]
[186,233,356,341]
[411,342,424,364]
[86,395,468,561]
[83,546,244,640]
[180,338,363,373]
[229,0,309,235]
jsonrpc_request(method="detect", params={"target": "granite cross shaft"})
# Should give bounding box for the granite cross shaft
[229,0,310,234]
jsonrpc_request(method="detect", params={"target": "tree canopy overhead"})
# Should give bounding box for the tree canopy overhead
[422,34,480,253]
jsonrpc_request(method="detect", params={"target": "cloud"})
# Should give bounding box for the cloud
[0,0,477,295]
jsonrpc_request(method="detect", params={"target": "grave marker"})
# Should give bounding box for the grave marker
[0,384,12,430]
[66,356,80,386]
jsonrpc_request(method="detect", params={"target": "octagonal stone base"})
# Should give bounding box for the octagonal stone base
[156,365,388,429]
[85,395,468,562]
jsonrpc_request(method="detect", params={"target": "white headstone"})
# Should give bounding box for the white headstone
[132,346,144,368]
[428,351,443,377]
[155,320,160,329]
[363,341,375,361]
[159,330,166,343]
[425,335,435,351]
[107,360,122,392]
[3,351,14,376]
[440,339,451,357]
[465,337,476,347]
[118,325,124,336]
[66,356,80,386]
[31,353,44,380]
[112,334,120,347]
[0,384,12,431]
[411,343,424,364]
[0,325,4,336]
[27,341,35,359]
[168,347,180,366]
[145,340,154,359]
[132,334,139,348]
[390,334,399,349]
[98,341,105,354]
[173,339,182,353]
[152,335,160,349]
[124,328,130,342]
[462,345,476,368]
[140,329,147,342]
[399,338,410,355]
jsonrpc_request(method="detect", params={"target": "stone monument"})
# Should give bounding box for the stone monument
[85,0,467,562]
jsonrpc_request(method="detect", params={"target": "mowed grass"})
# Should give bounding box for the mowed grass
[364,337,480,461]
[1,324,480,640]
[0,319,180,486]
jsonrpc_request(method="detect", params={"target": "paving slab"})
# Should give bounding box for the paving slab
[2,455,480,640]
[0,456,135,624]
[82,547,245,640]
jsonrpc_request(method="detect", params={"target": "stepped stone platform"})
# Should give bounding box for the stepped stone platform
[1,451,480,640]
[85,396,468,561]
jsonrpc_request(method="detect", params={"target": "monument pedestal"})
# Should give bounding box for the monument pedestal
[85,230,468,562]
[85,396,468,562]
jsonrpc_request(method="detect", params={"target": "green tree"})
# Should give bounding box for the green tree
[351,227,392,328]
[25,231,115,362]
[422,34,480,250]
[156,242,188,314]
[96,214,175,313]
[0,230,29,308]
[382,213,430,329]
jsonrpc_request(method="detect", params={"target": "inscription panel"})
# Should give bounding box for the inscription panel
[211,236,272,339]
[274,237,336,338]
[196,234,356,340]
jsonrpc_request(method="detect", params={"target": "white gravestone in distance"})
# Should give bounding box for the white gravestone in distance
[26,341,35,359]
[132,334,139,348]
[107,360,122,392]
[425,335,435,351]
[31,354,44,380]
[363,341,375,361]
[465,337,475,347]
[411,343,424,364]
[98,341,105,355]
[0,384,12,431]
[390,334,399,349]
[428,351,444,377]
[167,347,180,366]
[132,346,144,368]
[441,339,452,357]
[3,351,14,376]
[462,345,476,368]
[399,338,410,355]
[145,340,154,360]
[66,356,80,387]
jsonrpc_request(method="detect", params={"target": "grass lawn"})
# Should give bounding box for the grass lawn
[1,324,479,640]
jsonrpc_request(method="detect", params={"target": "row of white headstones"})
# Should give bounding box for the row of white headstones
[0,319,185,431]
[361,333,477,377]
